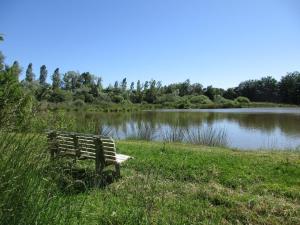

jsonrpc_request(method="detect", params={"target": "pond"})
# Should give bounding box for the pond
[73,107,300,150]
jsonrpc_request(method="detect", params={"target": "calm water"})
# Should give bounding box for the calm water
[75,108,300,150]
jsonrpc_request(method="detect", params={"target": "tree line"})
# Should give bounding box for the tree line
[1,52,300,110]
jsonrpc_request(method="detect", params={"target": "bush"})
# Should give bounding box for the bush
[235,96,250,104]
[214,95,234,105]
[49,89,67,103]
[0,68,33,131]
[73,99,85,107]
[175,99,192,109]
[155,94,181,104]
[111,95,124,103]
[190,95,213,104]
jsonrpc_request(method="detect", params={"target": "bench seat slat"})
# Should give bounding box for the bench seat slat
[116,154,132,164]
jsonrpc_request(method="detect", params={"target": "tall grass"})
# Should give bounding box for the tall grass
[126,123,156,141]
[184,126,228,147]
[162,124,185,143]
[0,133,83,225]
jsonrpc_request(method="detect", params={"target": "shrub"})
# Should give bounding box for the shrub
[214,95,234,105]
[190,95,213,104]
[155,94,182,104]
[73,99,85,107]
[235,96,250,104]
[175,99,192,109]
[111,95,124,103]
[0,68,33,131]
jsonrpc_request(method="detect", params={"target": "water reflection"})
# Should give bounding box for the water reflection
[70,108,300,150]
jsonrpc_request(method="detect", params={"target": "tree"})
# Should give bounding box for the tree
[137,80,142,93]
[63,71,80,90]
[279,72,300,104]
[223,88,237,100]
[204,85,216,100]
[52,68,61,89]
[11,61,22,78]
[144,79,157,103]
[39,65,47,85]
[25,63,35,82]
[113,81,120,94]
[179,79,191,96]
[130,82,135,92]
[80,72,94,87]
[121,77,127,92]
[96,77,103,90]
[191,83,203,95]
[144,81,149,90]
[0,51,4,71]
[259,76,278,102]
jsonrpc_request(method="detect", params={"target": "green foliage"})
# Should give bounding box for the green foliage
[0,68,33,131]
[49,89,72,103]
[279,72,300,104]
[0,133,84,225]
[189,95,213,104]
[52,68,61,89]
[214,95,233,104]
[235,96,250,104]
[25,63,35,82]
[39,65,48,85]
[111,94,124,103]
[0,51,4,71]
[73,99,85,108]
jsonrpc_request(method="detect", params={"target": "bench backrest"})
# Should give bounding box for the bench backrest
[47,131,117,167]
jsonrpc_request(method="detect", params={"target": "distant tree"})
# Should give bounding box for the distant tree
[0,52,4,71]
[25,63,35,82]
[259,76,278,102]
[179,79,191,96]
[130,82,135,92]
[204,85,216,100]
[113,81,121,94]
[90,84,99,97]
[144,81,149,90]
[144,79,157,103]
[236,80,258,101]
[80,72,94,87]
[96,77,103,90]
[11,61,22,78]
[63,71,80,90]
[137,80,142,93]
[39,65,47,85]
[121,77,127,92]
[52,68,61,89]
[191,83,203,95]
[279,72,300,104]
[223,88,238,100]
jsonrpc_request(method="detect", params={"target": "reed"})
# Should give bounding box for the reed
[162,124,185,143]
[0,133,83,225]
[126,123,156,141]
[184,126,228,147]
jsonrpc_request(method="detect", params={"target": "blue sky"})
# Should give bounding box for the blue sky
[1,0,299,88]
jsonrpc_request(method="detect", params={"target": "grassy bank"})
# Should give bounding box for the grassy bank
[1,135,299,225]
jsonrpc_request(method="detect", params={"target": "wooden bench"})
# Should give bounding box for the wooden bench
[47,131,132,178]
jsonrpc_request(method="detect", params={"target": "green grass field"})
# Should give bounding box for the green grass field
[1,135,299,225]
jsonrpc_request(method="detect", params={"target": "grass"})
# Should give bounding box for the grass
[1,134,299,225]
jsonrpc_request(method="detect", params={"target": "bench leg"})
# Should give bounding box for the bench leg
[115,163,121,178]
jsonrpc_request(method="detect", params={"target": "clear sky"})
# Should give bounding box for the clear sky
[1,0,299,88]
